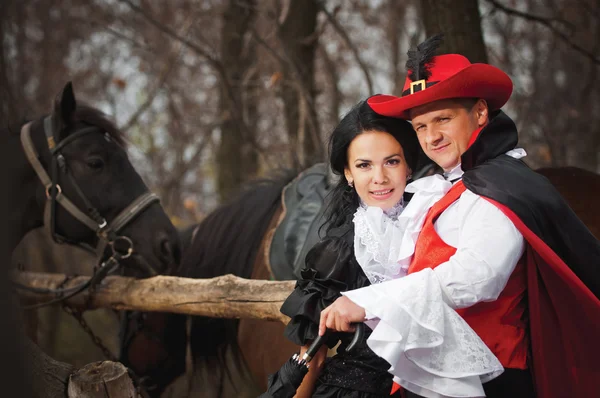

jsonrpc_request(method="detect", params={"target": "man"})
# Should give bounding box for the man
[319,35,600,397]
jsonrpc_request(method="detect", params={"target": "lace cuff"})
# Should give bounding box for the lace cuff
[342,268,503,398]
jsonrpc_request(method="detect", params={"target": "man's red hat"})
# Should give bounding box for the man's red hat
[368,35,513,120]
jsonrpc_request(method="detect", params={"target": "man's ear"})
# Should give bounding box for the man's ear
[51,82,77,141]
[475,99,489,127]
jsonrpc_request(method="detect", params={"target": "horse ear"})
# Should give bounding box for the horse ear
[52,82,77,140]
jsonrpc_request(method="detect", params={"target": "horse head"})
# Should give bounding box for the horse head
[22,82,180,278]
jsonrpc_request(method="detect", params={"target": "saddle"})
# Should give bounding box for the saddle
[268,163,334,280]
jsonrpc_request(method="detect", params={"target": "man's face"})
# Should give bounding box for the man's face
[410,98,489,171]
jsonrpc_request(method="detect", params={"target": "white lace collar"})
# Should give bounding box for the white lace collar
[353,175,452,285]
[359,197,405,220]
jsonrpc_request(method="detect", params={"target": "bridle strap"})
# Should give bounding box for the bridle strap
[21,122,100,232]
[103,193,160,238]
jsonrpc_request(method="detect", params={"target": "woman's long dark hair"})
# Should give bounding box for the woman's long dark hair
[323,99,420,234]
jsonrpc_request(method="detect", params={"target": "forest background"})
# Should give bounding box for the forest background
[3,0,599,228]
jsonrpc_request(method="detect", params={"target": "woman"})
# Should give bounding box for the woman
[279,99,451,397]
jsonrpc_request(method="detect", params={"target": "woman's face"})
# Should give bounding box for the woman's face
[344,130,411,210]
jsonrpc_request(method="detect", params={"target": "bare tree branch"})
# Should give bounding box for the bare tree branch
[486,0,600,65]
[580,0,600,19]
[250,28,288,65]
[119,0,217,63]
[70,16,154,54]
[118,0,265,160]
[165,91,214,183]
[317,1,375,94]
[121,16,194,131]
[251,25,324,165]
[278,46,324,166]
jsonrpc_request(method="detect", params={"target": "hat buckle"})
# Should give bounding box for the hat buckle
[410,79,426,95]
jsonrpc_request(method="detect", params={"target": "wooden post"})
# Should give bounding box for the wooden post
[68,361,137,398]
[15,271,295,324]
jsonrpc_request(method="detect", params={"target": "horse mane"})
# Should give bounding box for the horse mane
[178,169,297,280]
[173,168,298,384]
[3,103,127,148]
[178,222,199,256]
[72,104,127,147]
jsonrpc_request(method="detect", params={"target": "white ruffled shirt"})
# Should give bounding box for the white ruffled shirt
[345,149,527,398]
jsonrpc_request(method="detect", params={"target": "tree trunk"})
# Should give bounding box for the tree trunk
[388,1,411,96]
[278,0,322,168]
[0,0,24,126]
[68,361,136,398]
[418,0,488,63]
[318,44,341,132]
[217,0,258,202]
[0,2,14,125]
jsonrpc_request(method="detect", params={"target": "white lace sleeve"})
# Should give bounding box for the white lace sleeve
[342,268,503,398]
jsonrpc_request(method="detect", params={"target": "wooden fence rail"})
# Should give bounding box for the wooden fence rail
[14,271,296,324]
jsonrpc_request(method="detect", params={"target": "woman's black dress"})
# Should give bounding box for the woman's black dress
[280,223,401,398]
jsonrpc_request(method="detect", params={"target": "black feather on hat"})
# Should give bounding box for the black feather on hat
[406,34,444,82]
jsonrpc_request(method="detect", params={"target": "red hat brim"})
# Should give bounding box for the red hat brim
[368,63,513,119]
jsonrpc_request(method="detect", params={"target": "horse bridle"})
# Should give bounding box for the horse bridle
[16,117,161,308]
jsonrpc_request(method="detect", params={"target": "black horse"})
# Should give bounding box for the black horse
[6,81,181,282]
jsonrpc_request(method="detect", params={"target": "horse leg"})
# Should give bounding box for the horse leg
[236,205,298,391]
[237,315,297,391]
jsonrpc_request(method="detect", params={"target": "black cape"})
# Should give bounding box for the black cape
[460,111,600,397]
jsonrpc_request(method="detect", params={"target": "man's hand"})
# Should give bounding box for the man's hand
[319,296,366,336]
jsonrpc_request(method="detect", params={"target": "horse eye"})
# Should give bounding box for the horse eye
[86,157,105,171]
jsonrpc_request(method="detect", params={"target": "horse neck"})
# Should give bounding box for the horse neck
[7,127,46,253]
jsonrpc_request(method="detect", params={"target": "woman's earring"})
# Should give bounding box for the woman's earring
[348,180,354,188]
[407,174,413,181]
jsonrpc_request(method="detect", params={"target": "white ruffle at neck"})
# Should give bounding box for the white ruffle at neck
[353,174,452,285]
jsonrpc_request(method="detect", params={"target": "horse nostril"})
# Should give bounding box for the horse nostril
[160,239,172,260]
[157,235,180,267]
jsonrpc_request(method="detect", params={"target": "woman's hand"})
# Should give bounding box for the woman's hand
[319,296,366,336]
